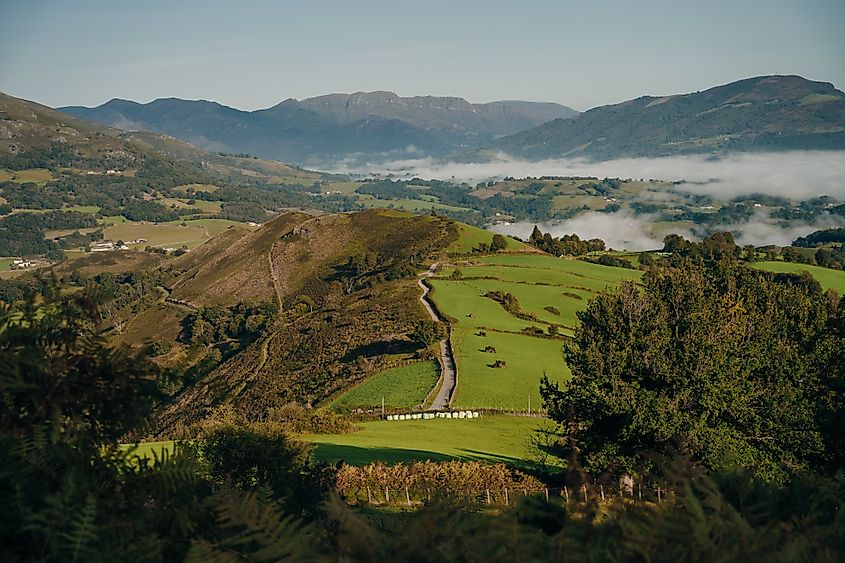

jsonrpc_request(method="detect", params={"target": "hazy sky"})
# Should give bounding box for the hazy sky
[2,0,843,111]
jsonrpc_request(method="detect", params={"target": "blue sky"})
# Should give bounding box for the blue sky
[1,0,843,111]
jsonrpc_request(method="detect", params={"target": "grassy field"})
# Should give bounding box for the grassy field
[104,222,209,248]
[451,330,569,411]
[303,415,552,466]
[66,205,101,214]
[0,168,53,185]
[430,253,641,411]
[98,215,129,225]
[160,197,222,213]
[446,223,528,254]
[331,361,441,411]
[322,181,362,195]
[752,261,845,294]
[0,258,15,271]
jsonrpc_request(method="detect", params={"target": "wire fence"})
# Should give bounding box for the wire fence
[339,482,672,508]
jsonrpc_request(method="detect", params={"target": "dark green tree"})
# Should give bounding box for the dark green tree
[541,259,843,482]
[490,233,508,252]
[412,319,445,347]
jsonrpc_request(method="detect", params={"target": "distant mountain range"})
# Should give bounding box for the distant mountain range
[60,93,577,165]
[488,75,845,160]
[58,76,845,166]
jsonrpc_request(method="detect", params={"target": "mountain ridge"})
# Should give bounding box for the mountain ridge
[60,92,578,165]
[489,75,845,160]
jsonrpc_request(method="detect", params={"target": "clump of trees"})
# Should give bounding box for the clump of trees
[180,302,278,347]
[472,233,509,253]
[528,226,605,256]
[0,210,98,259]
[793,227,845,248]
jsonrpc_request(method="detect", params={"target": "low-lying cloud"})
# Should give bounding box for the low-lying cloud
[490,211,681,251]
[326,150,845,250]
[333,151,845,200]
[491,210,845,251]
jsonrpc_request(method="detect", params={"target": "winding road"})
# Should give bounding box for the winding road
[418,264,457,411]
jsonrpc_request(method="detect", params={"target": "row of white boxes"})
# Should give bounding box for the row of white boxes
[385,411,480,421]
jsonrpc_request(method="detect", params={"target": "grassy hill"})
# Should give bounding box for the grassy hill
[430,254,642,411]
[491,75,845,160]
[751,261,845,294]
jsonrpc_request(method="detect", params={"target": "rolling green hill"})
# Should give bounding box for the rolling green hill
[429,254,642,411]
[751,261,845,294]
[491,75,845,160]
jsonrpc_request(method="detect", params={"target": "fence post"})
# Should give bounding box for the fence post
[657,487,661,504]
[427,488,431,502]
[486,489,491,505]
[385,487,390,503]
[367,485,372,504]
[638,483,642,501]
[564,486,569,503]
[505,489,509,506]
[544,488,549,502]
[600,484,605,501]
[405,486,411,507]
[582,484,587,502]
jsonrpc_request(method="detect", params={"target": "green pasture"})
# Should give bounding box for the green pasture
[440,277,591,329]
[177,218,258,237]
[321,181,362,195]
[451,329,569,411]
[160,197,223,213]
[429,280,546,333]
[66,205,101,214]
[104,222,208,248]
[304,415,553,466]
[470,254,642,289]
[0,168,52,185]
[429,254,640,411]
[752,261,845,294]
[446,223,528,254]
[331,361,440,411]
[98,215,129,225]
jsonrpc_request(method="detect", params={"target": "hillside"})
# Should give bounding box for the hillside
[102,209,459,433]
[60,92,577,165]
[0,92,364,264]
[491,75,845,160]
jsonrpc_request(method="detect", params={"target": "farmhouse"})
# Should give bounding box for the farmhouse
[90,242,115,252]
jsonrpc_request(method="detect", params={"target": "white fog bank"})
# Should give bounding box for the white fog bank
[338,151,845,200]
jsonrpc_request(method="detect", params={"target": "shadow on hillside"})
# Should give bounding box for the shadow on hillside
[311,443,544,471]
[341,340,419,362]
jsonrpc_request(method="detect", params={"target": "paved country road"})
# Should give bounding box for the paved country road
[418,264,457,411]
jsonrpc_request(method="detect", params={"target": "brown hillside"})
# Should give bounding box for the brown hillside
[130,209,458,434]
